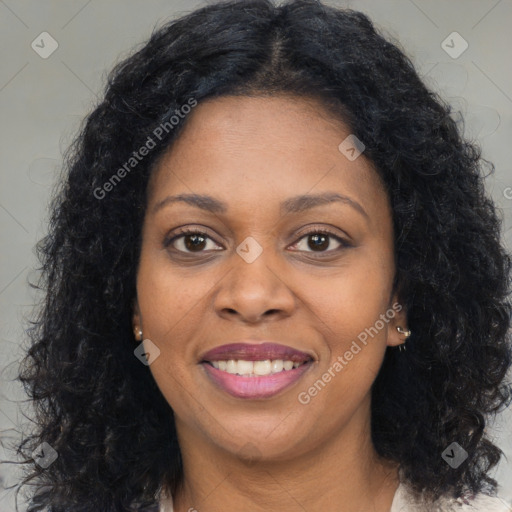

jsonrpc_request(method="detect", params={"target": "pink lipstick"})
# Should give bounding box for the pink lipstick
[200,342,314,399]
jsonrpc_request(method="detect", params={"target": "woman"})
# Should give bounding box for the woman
[17,0,512,510]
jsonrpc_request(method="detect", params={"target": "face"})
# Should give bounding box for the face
[133,94,408,464]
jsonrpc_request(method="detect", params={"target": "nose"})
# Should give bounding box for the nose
[213,247,296,324]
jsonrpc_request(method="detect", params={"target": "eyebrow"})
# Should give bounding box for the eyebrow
[152,192,368,219]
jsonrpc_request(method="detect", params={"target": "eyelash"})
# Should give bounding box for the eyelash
[164,226,351,256]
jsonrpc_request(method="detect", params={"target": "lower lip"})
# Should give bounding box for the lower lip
[201,362,313,399]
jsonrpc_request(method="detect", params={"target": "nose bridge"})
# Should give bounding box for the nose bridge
[235,235,266,265]
[230,234,280,292]
[214,234,295,321]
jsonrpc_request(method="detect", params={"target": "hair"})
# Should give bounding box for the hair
[13,0,512,510]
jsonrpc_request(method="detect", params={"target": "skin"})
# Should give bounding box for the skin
[132,94,410,512]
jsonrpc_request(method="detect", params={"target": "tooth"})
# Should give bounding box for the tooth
[226,360,237,374]
[212,359,301,375]
[283,361,294,371]
[236,360,254,375]
[271,360,284,373]
[253,360,272,376]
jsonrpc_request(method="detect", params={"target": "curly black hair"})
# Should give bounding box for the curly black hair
[14,0,512,510]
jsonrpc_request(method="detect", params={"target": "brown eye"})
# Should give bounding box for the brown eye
[291,229,349,253]
[165,229,222,254]
[182,233,207,252]
[306,233,330,251]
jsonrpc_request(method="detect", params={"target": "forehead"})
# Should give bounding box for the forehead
[146,94,387,218]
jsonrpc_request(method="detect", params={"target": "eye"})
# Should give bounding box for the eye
[164,226,351,255]
[290,228,350,253]
[164,227,223,254]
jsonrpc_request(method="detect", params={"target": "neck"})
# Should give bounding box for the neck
[170,396,400,512]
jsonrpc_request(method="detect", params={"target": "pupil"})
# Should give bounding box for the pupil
[185,234,206,251]
[309,234,328,251]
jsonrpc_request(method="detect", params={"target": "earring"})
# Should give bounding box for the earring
[134,328,143,341]
[396,326,411,352]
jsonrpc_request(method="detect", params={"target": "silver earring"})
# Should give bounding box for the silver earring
[396,326,411,352]
[134,328,143,341]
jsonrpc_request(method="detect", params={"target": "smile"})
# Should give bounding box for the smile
[200,342,315,399]
[202,360,313,399]
[209,359,302,376]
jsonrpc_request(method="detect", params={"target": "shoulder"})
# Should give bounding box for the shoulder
[453,493,512,511]
[391,481,511,512]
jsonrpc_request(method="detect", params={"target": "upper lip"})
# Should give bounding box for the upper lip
[200,342,314,363]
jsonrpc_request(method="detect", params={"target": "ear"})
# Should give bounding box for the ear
[132,297,142,339]
[386,294,409,348]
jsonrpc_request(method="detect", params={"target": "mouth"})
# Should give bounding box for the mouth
[199,342,315,399]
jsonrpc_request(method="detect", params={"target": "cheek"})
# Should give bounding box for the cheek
[305,251,393,339]
[135,248,225,409]
[136,247,207,343]
[135,254,194,388]
[300,250,394,404]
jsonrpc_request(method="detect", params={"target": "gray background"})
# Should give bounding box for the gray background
[1,0,511,510]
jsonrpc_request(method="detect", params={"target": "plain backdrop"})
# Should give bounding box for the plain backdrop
[1,1,511,510]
